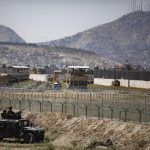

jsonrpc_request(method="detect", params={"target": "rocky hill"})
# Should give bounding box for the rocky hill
[45,11,150,68]
[0,43,119,68]
[0,25,25,43]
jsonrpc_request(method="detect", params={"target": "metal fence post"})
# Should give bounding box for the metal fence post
[54,91,56,102]
[137,108,144,123]
[109,106,114,120]
[129,94,132,121]
[65,91,67,114]
[50,102,53,112]
[42,99,44,112]
[39,101,42,113]
[42,93,44,112]
[61,103,64,113]
[31,99,33,112]
[122,108,129,122]
[83,103,88,118]
[144,95,147,124]
[119,110,122,120]
[77,92,79,116]
[102,94,104,119]
[28,100,32,112]
[72,103,76,116]
[115,94,117,121]
[19,100,21,110]
[89,92,91,117]
[96,104,101,120]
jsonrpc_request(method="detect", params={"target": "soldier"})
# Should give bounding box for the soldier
[7,106,15,115]
[1,110,7,119]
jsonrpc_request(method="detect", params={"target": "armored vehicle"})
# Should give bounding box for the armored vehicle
[0,107,44,143]
[112,79,120,86]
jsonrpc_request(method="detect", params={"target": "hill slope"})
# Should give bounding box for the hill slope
[0,44,119,68]
[26,112,150,150]
[0,25,25,43]
[46,11,150,68]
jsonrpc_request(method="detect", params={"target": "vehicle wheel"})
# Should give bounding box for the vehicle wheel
[24,133,35,143]
[0,136,3,141]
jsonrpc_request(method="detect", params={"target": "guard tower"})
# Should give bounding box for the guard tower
[66,66,89,88]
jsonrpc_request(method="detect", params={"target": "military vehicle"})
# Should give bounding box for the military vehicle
[112,79,120,86]
[0,107,44,143]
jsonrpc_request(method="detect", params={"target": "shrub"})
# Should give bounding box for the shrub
[138,139,147,147]
[107,129,115,136]
[71,140,77,147]
[46,143,54,150]
[66,114,73,120]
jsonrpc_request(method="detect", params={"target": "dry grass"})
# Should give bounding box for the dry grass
[25,112,150,150]
[0,142,91,150]
[0,142,51,150]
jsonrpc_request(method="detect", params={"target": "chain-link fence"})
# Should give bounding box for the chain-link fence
[0,91,150,124]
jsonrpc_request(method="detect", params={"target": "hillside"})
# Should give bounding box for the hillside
[25,112,150,150]
[1,112,150,150]
[0,44,119,68]
[0,25,25,43]
[45,11,150,68]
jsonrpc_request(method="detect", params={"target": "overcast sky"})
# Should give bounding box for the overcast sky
[0,0,149,43]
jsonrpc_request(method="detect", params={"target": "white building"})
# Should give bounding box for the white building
[29,74,49,82]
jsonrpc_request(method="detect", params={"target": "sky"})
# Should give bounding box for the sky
[0,0,149,43]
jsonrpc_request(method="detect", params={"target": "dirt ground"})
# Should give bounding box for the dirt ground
[23,112,150,150]
[0,142,51,150]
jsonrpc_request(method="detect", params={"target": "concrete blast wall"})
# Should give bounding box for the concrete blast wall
[94,78,150,89]
[29,74,48,82]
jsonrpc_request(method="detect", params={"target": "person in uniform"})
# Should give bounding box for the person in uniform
[7,106,15,115]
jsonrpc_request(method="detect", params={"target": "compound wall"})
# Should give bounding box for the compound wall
[29,74,49,82]
[94,78,150,89]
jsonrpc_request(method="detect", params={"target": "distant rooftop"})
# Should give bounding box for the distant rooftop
[54,70,61,73]
[68,66,89,69]
[11,65,29,69]
[0,73,8,76]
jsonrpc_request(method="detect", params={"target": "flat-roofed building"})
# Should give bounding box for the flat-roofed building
[0,65,29,84]
[66,66,90,88]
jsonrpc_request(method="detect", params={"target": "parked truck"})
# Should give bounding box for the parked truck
[0,107,44,143]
